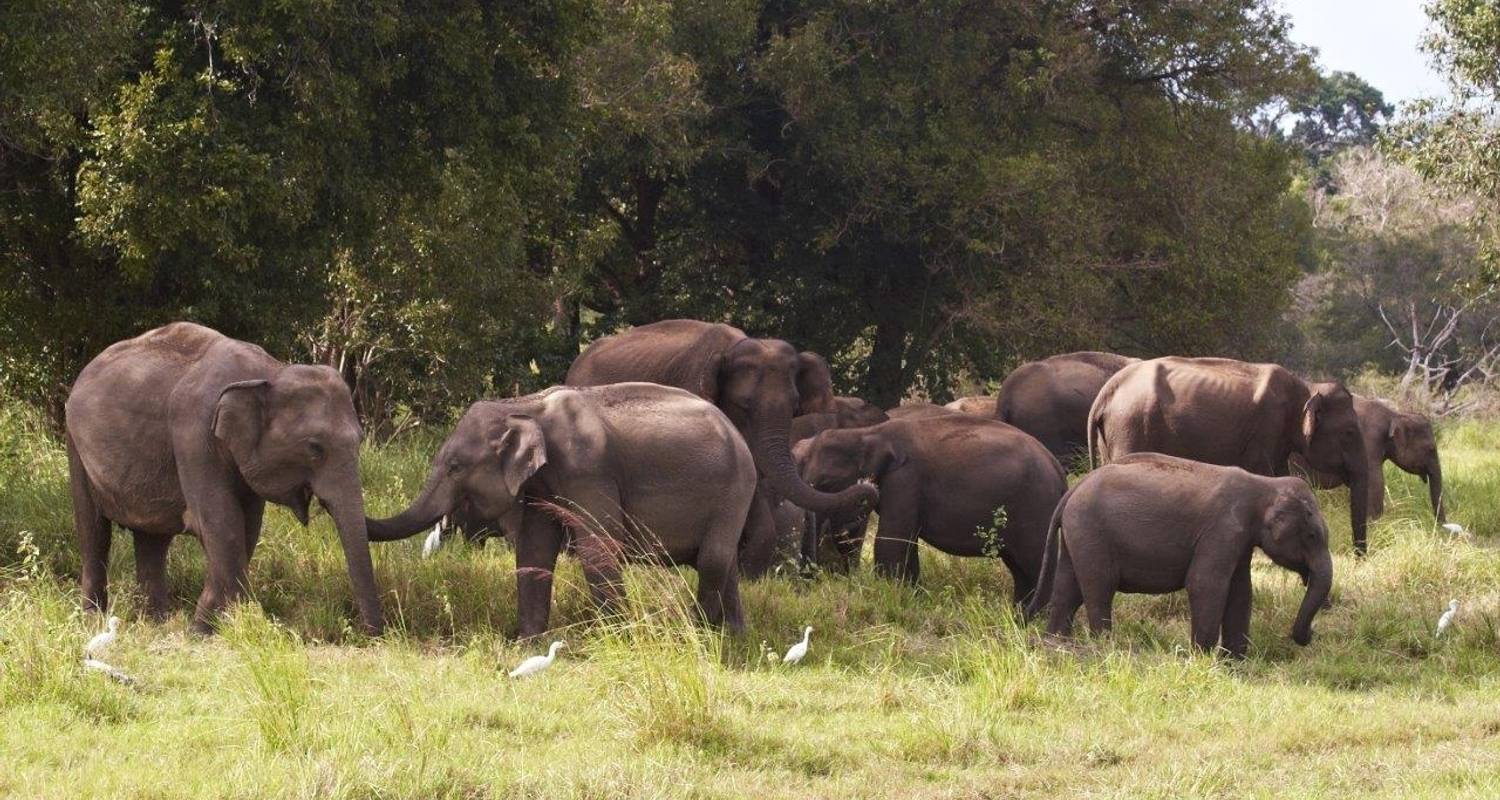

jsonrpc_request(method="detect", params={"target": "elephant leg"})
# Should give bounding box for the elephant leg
[1046,546,1084,637]
[574,531,626,617]
[834,516,866,572]
[695,502,747,632]
[738,488,778,580]
[514,511,564,639]
[1220,558,1253,659]
[1186,561,1234,655]
[69,445,112,615]
[243,500,265,560]
[190,493,251,634]
[1072,551,1116,636]
[132,530,173,622]
[871,477,920,583]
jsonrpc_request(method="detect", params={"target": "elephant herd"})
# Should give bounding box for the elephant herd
[61,321,1445,657]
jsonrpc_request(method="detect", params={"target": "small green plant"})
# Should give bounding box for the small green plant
[974,505,1009,559]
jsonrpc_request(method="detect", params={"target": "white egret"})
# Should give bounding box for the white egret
[508,641,565,678]
[1441,522,1468,537]
[83,658,136,686]
[1437,599,1459,636]
[782,626,813,665]
[85,616,120,658]
[422,521,443,558]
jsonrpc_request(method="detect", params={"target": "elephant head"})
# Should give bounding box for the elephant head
[366,404,547,542]
[1255,479,1334,646]
[212,365,384,633]
[1297,381,1371,553]
[793,427,901,498]
[708,340,876,515]
[831,396,890,428]
[1387,412,1444,522]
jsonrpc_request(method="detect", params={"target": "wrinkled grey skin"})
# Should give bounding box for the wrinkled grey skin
[1290,395,1444,523]
[795,415,1067,604]
[1089,357,1371,554]
[65,322,384,634]
[1027,453,1333,658]
[995,351,1136,464]
[566,320,877,579]
[367,384,757,637]
[945,396,998,416]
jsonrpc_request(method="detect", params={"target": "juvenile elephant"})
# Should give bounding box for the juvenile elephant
[788,399,890,571]
[1090,357,1371,553]
[795,415,1067,602]
[995,351,1136,464]
[366,383,757,637]
[945,396,998,417]
[1027,453,1333,658]
[65,323,386,634]
[1290,395,1444,523]
[566,320,876,577]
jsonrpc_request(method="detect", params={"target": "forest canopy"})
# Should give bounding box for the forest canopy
[1,0,1494,423]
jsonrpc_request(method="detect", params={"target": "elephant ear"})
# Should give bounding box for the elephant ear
[795,351,837,415]
[491,415,548,497]
[862,435,908,479]
[212,380,271,464]
[1301,392,1324,444]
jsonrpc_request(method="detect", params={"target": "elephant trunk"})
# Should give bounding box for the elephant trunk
[754,419,877,515]
[1427,458,1445,524]
[1290,552,1332,646]
[1347,465,1370,556]
[366,466,452,542]
[315,466,385,635]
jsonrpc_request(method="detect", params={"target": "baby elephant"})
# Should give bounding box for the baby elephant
[1026,453,1333,657]
[368,383,757,637]
[795,415,1067,603]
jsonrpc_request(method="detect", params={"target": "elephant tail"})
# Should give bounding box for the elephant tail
[1024,481,1078,621]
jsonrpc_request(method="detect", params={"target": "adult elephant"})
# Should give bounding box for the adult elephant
[566,320,877,577]
[1291,395,1444,523]
[366,384,757,636]
[995,351,1137,464]
[66,322,386,634]
[1089,357,1371,553]
[884,402,956,421]
[795,414,1067,603]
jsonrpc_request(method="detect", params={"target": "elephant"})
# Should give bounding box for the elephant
[366,383,758,637]
[1026,453,1333,658]
[1089,357,1371,553]
[786,399,891,571]
[1290,395,1444,523]
[995,351,1137,465]
[65,322,386,634]
[565,319,877,578]
[884,402,956,420]
[794,414,1067,603]
[945,396,998,416]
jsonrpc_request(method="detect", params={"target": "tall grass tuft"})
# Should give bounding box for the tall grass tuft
[221,604,316,754]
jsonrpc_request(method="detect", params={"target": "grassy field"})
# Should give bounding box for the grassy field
[3,402,1500,798]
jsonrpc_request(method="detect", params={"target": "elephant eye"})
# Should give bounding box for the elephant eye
[306,441,325,460]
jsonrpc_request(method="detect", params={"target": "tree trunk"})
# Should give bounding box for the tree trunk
[865,314,907,408]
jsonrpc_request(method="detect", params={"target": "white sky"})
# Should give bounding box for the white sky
[1279,0,1450,107]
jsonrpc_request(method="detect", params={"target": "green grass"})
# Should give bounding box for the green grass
[4,402,1500,797]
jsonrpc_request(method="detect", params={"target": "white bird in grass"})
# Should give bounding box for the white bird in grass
[1436,599,1459,637]
[84,616,120,658]
[83,658,136,686]
[422,520,444,558]
[1441,522,1468,537]
[508,641,564,678]
[781,626,813,665]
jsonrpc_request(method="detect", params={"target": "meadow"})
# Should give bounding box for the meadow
[3,402,1500,798]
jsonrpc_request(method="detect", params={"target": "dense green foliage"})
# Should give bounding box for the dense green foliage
[3,0,1325,415]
